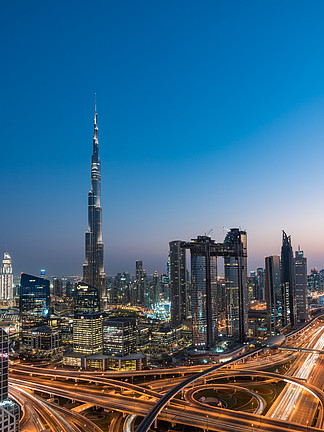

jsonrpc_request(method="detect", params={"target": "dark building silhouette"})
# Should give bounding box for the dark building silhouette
[224,229,248,343]
[135,260,146,305]
[20,273,50,329]
[169,241,187,328]
[181,229,247,350]
[83,100,106,300]
[53,277,63,298]
[281,231,296,328]
[265,255,281,335]
[74,282,101,316]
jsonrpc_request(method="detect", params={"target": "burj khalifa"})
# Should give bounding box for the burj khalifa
[83,99,106,300]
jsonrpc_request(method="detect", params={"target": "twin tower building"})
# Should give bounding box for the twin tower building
[170,230,248,350]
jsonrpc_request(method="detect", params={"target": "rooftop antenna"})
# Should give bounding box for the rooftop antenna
[205,229,213,237]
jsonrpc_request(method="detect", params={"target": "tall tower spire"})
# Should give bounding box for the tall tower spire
[83,97,106,302]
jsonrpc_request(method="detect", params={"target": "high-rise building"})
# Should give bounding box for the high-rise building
[281,231,296,328]
[74,282,101,315]
[169,241,187,328]
[20,273,50,329]
[103,318,136,356]
[247,273,258,302]
[73,313,103,355]
[265,255,281,335]
[0,328,19,431]
[257,267,265,301]
[135,260,146,305]
[151,270,160,304]
[53,277,63,298]
[224,229,248,343]
[0,253,13,300]
[294,247,308,323]
[182,236,218,350]
[73,282,102,355]
[308,268,322,292]
[83,100,106,301]
[181,229,248,349]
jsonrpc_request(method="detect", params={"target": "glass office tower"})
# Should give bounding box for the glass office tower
[169,241,187,328]
[224,229,248,343]
[265,255,281,335]
[20,273,50,329]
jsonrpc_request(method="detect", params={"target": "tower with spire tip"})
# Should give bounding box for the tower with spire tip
[83,97,106,302]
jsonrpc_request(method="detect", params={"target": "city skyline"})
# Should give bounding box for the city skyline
[2,1,324,276]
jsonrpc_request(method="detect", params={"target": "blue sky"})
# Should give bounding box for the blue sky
[2,1,324,276]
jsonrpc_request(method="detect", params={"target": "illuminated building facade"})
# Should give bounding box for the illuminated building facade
[281,231,296,328]
[74,282,101,315]
[265,255,281,335]
[103,318,136,356]
[181,229,247,350]
[0,253,13,300]
[169,241,187,328]
[0,328,19,431]
[224,229,248,343]
[83,101,106,300]
[19,273,50,329]
[134,260,146,305]
[294,248,308,323]
[73,313,103,355]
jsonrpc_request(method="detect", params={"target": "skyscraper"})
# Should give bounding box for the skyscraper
[135,260,146,305]
[182,236,218,350]
[83,100,106,301]
[0,328,19,431]
[73,282,102,355]
[169,241,187,328]
[281,231,296,328]
[265,255,281,335]
[224,229,248,343]
[294,247,308,323]
[20,273,50,329]
[0,253,13,300]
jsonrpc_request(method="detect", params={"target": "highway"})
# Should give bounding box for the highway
[10,363,324,432]
[9,315,324,432]
[267,325,324,426]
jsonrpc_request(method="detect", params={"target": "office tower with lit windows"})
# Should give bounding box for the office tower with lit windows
[53,277,63,298]
[83,101,106,301]
[247,272,258,302]
[257,267,265,301]
[281,231,296,328]
[294,247,308,323]
[150,270,160,304]
[224,229,248,343]
[0,253,13,300]
[74,282,101,315]
[135,260,146,305]
[0,328,19,431]
[265,255,281,335]
[19,273,50,329]
[169,241,187,328]
[73,313,103,355]
[181,229,247,349]
[103,318,136,356]
[182,236,218,350]
[73,282,102,355]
